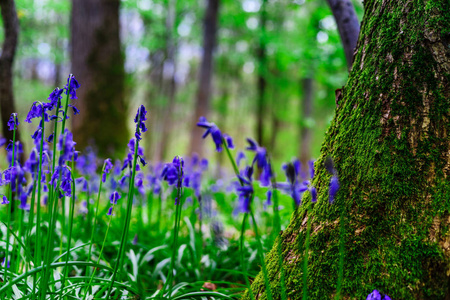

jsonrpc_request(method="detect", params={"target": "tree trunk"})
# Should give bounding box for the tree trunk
[299,77,313,172]
[70,0,127,157]
[0,0,21,146]
[256,0,268,147]
[246,0,450,299]
[326,0,360,71]
[154,0,177,162]
[189,0,220,156]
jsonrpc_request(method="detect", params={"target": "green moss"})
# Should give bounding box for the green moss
[243,0,450,299]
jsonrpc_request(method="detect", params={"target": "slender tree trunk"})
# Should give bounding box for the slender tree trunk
[245,0,450,299]
[299,77,313,173]
[256,0,268,147]
[70,0,128,157]
[155,0,177,162]
[189,0,220,156]
[0,0,21,145]
[326,0,360,70]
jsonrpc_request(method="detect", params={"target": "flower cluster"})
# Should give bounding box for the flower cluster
[134,105,148,141]
[366,290,391,300]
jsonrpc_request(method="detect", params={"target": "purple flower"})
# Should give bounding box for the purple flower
[102,158,113,182]
[161,156,184,188]
[1,195,9,205]
[0,137,6,147]
[48,88,64,109]
[366,290,391,300]
[64,75,80,100]
[236,151,246,167]
[109,191,121,204]
[310,186,317,203]
[329,175,340,203]
[107,206,113,216]
[223,134,234,149]
[134,105,148,141]
[233,166,254,214]
[278,160,308,206]
[7,113,19,131]
[245,138,272,186]
[197,117,223,152]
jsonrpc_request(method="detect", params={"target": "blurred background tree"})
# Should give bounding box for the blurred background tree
[0,0,364,168]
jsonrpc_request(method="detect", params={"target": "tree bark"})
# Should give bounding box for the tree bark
[0,0,21,146]
[256,0,268,147]
[326,0,360,71]
[154,0,177,162]
[70,0,128,157]
[245,0,450,299]
[189,0,220,156]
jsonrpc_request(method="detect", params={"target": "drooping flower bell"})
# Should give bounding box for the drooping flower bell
[64,74,81,100]
[197,117,223,152]
[7,113,19,131]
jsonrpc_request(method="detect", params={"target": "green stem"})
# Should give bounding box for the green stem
[59,158,77,299]
[83,207,114,300]
[105,109,143,299]
[249,209,273,300]
[269,166,287,300]
[4,114,17,293]
[239,213,254,300]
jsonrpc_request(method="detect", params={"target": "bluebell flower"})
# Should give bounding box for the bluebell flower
[245,138,272,187]
[324,156,340,203]
[366,290,381,300]
[236,151,246,167]
[0,137,6,147]
[48,88,64,109]
[68,104,80,115]
[7,113,19,131]
[233,166,254,214]
[25,102,50,123]
[161,156,184,187]
[57,129,77,166]
[102,158,113,183]
[223,134,234,149]
[64,74,80,100]
[278,160,309,206]
[134,105,148,141]
[310,186,317,203]
[107,206,113,216]
[1,195,9,205]
[329,175,340,203]
[110,191,121,204]
[197,117,223,152]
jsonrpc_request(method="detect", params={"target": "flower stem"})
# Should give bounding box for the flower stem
[249,208,273,300]
[3,116,17,294]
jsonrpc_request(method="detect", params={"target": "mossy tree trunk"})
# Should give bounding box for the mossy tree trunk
[70,0,128,157]
[0,0,21,148]
[246,0,450,299]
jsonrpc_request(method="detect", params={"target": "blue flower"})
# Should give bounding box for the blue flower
[134,105,148,141]
[7,113,19,131]
[102,158,113,183]
[161,156,184,187]
[109,191,121,204]
[245,138,272,187]
[197,117,223,152]
[64,74,80,100]
[223,134,234,149]
[1,195,9,205]
[366,290,390,300]
[329,175,340,203]
[107,206,114,216]
[233,166,254,214]
[48,88,64,109]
